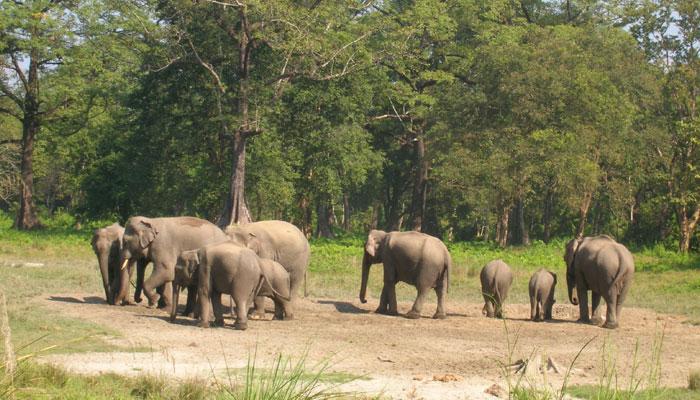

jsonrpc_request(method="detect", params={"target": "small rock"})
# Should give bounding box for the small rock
[485,383,506,398]
[377,356,394,363]
[432,373,463,382]
[412,374,425,381]
[188,342,198,347]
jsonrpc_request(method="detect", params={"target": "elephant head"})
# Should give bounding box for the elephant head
[564,237,582,305]
[175,250,200,287]
[91,224,123,304]
[360,230,387,304]
[225,226,263,253]
[120,217,159,269]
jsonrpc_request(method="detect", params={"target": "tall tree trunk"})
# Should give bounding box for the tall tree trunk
[516,197,530,246]
[218,7,255,227]
[299,196,312,238]
[385,185,402,231]
[14,54,40,230]
[576,190,593,238]
[342,192,351,231]
[218,131,252,227]
[369,203,380,230]
[678,204,700,253]
[409,137,428,232]
[496,204,511,248]
[542,189,553,243]
[316,201,334,238]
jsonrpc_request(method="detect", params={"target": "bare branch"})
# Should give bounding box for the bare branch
[9,53,29,93]
[319,31,371,69]
[202,0,244,8]
[187,37,226,94]
[0,106,22,121]
[0,139,20,146]
[0,82,23,109]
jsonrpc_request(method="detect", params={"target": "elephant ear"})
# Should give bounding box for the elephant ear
[187,252,200,276]
[246,233,262,255]
[138,220,159,249]
[564,238,581,270]
[551,271,558,285]
[365,232,378,258]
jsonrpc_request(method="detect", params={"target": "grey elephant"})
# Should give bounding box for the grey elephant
[529,269,557,322]
[177,241,291,330]
[480,260,513,318]
[564,235,634,329]
[91,223,124,304]
[360,230,451,319]
[115,216,229,317]
[224,220,309,318]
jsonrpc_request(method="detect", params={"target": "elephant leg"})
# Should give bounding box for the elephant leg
[211,291,225,327]
[482,294,495,318]
[282,299,294,320]
[433,282,447,319]
[407,286,429,319]
[544,299,553,320]
[386,283,399,315]
[143,264,170,309]
[169,284,180,322]
[250,296,267,320]
[530,295,537,321]
[184,284,197,318]
[591,292,604,325]
[615,281,631,323]
[576,286,590,323]
[603,292,619,329]
[156,285,166,309]
[232,293,249,331]
[375,285,388,314]
[134,259,147,304]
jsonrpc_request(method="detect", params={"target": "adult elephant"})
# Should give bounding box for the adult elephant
[114,216,229,315]
[91,223,124,304]
[564,235,635,329]
[224,220,309,319]
[360,230,451,319]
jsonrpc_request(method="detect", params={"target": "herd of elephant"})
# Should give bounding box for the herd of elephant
[91,216,635,330]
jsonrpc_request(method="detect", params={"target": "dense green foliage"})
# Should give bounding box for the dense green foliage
[1,0,699,251]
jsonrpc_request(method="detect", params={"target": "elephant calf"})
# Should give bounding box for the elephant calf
[175,242,292,330]
[480,260,513,318]
[529,269,557,322]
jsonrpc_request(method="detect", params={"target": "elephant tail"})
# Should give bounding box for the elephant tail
[258,273,292,303]
[443,251,452,294]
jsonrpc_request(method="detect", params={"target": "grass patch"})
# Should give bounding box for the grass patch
[566,386,700,400]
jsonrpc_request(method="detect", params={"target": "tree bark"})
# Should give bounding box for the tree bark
[299,196,312,238]
[217,131,252,227]
[542,189,553,243]
[678,204,700,253]
[409,137,428,232]
[316,201,334,238]
[575,190,593,238]
[342,192,351,231]
[496,204,511,248]
[516,196,530,246]
[370,203,380,230]
[14,53,41,230]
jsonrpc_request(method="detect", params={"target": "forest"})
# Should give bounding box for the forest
[1,0,698,252]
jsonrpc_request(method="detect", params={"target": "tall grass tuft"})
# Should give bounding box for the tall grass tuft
[689,371,700,391]
[220,348,349,400]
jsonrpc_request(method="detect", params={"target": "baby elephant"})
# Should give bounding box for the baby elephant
[529,269,557,322]
[480,260,513,318]
[175,242,292,330]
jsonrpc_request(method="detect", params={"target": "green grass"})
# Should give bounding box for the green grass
[566,386,700,400]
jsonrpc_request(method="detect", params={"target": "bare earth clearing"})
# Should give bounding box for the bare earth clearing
[40,292,700,399]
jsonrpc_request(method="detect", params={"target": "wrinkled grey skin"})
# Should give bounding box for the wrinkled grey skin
[529,269,557,322]
[257,258,293,320]
[480,260,513,318]
[360,230,451,320]
[564,235,635,329]
[115,216,228,318]
[225,220,309,319]
[91,223,124,304]
[171,250,200,322]
[179,241,291,330]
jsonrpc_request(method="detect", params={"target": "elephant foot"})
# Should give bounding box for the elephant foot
[576,318,591,324]
[186,311,196,319]
[249,311,266,320]
[432,312,447,320]
[198,321,210,329]
[134,295,143,304]
[213,318,225,327]
[233,321,248,330]
[121,299,136,306]
[405,310,421,319]
[591,317,605,326]
[603,321,619,329]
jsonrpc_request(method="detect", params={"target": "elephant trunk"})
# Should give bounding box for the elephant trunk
[359,252,371,304]
[114,257,133,305]
[567,274,578,305]
[97,253,112,304]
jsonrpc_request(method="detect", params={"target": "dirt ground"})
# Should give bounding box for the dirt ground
[40,292,700,399]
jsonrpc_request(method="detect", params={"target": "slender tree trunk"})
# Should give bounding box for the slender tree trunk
[576,190,593,238]
[409,136,428,232]
[678,204,700,253]
[385,185,402,231]
[516,196,530,246]
[342,192,351,231]
[14,55,40,230]
[299,196,312,238]
[496,204,511,248]
[542,189,553,243]
[369,203,380,230]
